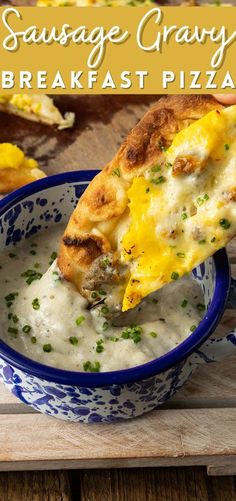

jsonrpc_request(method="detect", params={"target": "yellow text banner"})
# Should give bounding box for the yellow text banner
[0,6,235,93]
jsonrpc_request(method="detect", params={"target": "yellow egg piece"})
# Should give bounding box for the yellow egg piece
[0,144,24,170]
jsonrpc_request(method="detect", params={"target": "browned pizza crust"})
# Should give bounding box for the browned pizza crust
[58,95,223,296]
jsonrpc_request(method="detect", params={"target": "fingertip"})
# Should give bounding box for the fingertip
[214,94,236,105]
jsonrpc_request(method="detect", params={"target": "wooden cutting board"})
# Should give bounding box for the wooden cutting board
[0,95,236,475]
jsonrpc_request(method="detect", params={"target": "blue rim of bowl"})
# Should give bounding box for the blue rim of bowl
[0,171,231,387]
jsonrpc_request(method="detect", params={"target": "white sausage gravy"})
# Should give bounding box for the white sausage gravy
[0,225,205,372]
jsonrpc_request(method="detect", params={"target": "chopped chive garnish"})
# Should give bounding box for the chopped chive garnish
[52,271,60,281]
[31,336,37,344]
[23,325,31,334]
[151,176,166,185]
[102,321,109,331]
[166,162,172,168]
[108,336,119,342]
[112,168,120,177]
[176,252,185,258]
[197,303,205,311]
[121,331,129,339]
[211,237,216,243]
[31,242,37,247]
[34,263,40,269]
[5,292,18,303]
[198,239,206,244]
[149,332,157,338]
[121,325,142,344]
[69,336,78,345]
[76,315,85,326]
[98,290,107,296]
[151,165,161,173]
[91,291,98,299]
[171,272,179,281]
[9,253,16,258]
[219,218,231,230]
[49,252,58,265]
[181,299,188,308]
[83,361,101,372]
[32,298,40,310]
[21,269,42,285]
[146,187,150,193]
[181,212,187,220]
[196,197,204,206]
[197,197,203,205]
[132,332,142,344]
[26,274,42,285]
[7,312,18,323]
[197,194,209,206]
[30,250,37,256]
[224,144,230,150]
[43,344,52,353]
[190,325,197,332]
[101,306,109,315]
[101,258,111,268]
[96,340,104,353]
[8,326,18,335]
[152,298,158,304]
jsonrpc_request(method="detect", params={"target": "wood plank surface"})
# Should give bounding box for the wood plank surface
[0,466,235,501]
[0,470,72,501]
[0,408,235,470]
[78,467,236,501]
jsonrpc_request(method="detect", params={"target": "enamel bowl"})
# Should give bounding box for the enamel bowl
[0,171,235,423]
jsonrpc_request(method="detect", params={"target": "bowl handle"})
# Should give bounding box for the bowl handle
[190,277,236,365]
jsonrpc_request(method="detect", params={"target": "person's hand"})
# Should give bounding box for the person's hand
[214,94,236,105]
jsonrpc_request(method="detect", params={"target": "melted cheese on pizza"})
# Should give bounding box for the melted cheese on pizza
[121,105,236,311]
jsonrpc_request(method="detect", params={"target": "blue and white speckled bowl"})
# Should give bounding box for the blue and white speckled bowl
[0,170,235,423]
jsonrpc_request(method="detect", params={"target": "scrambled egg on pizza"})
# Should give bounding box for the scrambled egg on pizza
[121,105,236,309]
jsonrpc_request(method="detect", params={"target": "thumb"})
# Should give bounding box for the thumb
[214,94,236,105]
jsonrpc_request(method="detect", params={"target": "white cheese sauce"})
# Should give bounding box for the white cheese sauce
[0,225,205,372]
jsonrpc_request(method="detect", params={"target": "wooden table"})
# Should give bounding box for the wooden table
[0,95,236,500]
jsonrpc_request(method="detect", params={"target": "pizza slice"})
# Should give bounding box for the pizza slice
[0,95,75,130]
[0,143,46,193]
[58,95,236,311]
